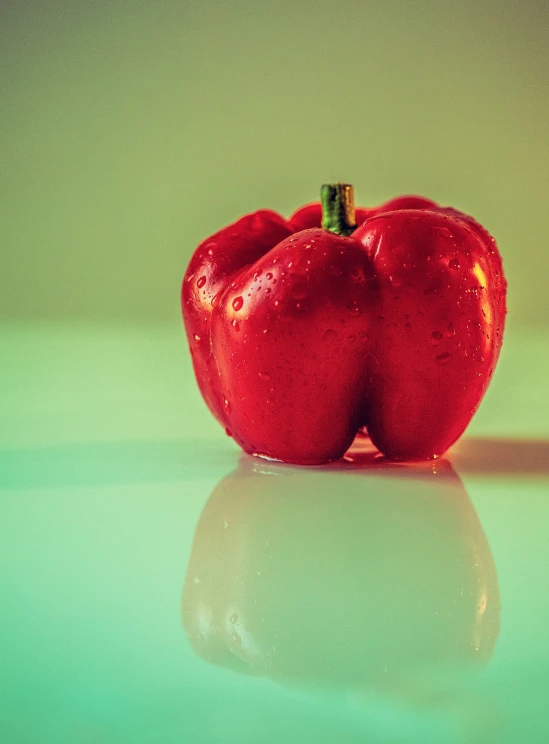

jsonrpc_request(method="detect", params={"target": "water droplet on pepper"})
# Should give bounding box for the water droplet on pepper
[291,283,308,300]
[346,301,361,314]
[436,352,453,365]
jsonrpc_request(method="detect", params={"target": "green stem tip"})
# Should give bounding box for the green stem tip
[321,183,357,236]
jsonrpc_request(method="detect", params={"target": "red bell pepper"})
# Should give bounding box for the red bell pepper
[182,184,506,463]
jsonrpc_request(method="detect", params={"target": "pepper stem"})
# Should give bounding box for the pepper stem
[321,183,357,236]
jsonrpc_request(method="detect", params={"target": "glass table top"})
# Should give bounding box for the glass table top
[1,321,548,743]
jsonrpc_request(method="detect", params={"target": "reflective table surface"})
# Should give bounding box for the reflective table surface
[1,322,549,743]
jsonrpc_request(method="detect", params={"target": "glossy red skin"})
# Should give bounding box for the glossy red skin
[352,210,506,459]
[182,198,506,463]
[182,210,292,423]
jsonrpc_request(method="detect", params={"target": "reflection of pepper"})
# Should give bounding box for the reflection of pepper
[182,184,506,463]
[182,451,500,688]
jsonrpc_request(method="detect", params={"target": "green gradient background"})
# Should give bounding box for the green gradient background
[2,0,548,325]
[3,2,549,743]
